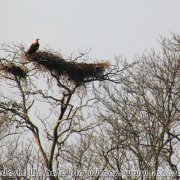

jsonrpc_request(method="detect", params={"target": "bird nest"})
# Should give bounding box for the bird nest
[25,51,110,84]
[0,64,27,79]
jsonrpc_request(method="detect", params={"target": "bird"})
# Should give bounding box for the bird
[27,39,40,54]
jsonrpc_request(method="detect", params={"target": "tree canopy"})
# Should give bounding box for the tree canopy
[0,34,179,180]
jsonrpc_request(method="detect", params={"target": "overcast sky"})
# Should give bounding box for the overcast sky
[1,0,180,61]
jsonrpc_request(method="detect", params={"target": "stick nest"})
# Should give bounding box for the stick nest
[1,64,27,78]
[26,51,110,84]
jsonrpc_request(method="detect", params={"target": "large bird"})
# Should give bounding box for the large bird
[27,39,40,54]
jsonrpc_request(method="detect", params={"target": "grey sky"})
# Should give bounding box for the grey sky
[1,0,180,60]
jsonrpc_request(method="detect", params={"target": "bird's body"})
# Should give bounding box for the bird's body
[27,39,40,54]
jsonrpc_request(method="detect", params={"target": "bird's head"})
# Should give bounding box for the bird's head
[35,38,40,43]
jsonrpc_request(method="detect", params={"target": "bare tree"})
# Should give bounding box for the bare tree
[0,43,126,179]
[94,34,180,179]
